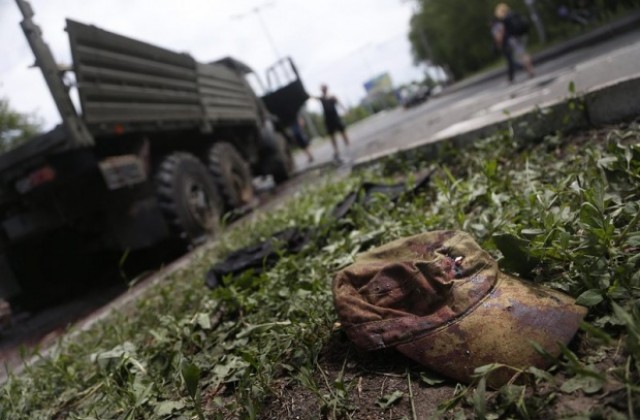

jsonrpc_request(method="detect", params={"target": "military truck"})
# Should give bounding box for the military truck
[0,1,309,308]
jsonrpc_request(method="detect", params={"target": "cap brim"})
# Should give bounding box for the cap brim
[395,273,587,387]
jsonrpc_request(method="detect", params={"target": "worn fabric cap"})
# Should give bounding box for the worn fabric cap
[332,230,587,386]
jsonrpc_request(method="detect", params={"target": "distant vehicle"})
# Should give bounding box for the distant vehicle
[401,84,431,108]
[0,0,309,309]
[430,85,444,96]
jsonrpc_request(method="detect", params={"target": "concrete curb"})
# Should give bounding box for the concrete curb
[585,75,640,125]
[533,11,640,64]
[352,75,640,171]
[443,11,640,95]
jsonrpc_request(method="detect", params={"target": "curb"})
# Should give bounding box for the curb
[352,75,640,171]
[533,11,640,63]
[585,76,640,126]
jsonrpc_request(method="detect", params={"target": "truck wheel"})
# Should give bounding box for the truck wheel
[155,152,221,243]
[266,133,294,184]
[208,142,254,211]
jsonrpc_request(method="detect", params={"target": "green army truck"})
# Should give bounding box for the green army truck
[0,1,309,309]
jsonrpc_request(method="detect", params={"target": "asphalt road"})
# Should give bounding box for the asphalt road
[296,29,640,169]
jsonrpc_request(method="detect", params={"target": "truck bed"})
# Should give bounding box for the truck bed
[67,20,259,135]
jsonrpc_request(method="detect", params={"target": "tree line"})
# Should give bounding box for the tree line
[0,97,42,153]
[408,0,640,80]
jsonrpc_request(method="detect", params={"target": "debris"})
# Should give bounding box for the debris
[204,171,433,289]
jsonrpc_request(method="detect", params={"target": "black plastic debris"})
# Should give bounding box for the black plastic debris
[205,171,433,289]
[205,227,311,289]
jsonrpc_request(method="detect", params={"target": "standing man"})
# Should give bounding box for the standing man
[317,84,350,161]
[492,3,535,83]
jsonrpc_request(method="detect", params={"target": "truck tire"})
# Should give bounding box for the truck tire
[155,152,221,244]
[208,142,254,211]
[264,132,294,184]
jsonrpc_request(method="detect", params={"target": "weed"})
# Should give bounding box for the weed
[1,123,639,418]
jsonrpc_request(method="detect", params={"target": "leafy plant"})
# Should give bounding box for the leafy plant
[1,122,639,418]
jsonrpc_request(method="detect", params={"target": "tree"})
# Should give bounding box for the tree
[408,0,640,79]
[0,97,42,153]
[409,0,498,80]
[343,105,373,125]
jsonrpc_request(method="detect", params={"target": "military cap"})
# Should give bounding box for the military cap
[332,230,587,386]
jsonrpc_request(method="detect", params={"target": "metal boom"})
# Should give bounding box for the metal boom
[15,0,94,147]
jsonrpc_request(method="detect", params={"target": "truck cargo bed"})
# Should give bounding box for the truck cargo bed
[67,20,259,135]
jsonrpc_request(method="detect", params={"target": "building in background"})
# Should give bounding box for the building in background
[362,72,398,112]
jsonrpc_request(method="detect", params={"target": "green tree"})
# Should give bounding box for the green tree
[409,0,498,80]
[408,0,640,80]
[343,105,373,126]
[0,97,42,153]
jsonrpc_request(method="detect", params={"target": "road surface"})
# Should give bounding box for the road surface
[296,29,640,169]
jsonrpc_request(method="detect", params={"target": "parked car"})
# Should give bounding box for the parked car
[401,84,431,108]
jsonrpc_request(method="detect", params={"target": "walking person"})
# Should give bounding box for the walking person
[492,3,535,83]
[316,84,350,161]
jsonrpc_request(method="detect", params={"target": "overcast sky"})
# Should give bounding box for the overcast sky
[0,0,426,129]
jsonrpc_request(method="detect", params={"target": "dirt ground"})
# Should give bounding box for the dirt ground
[262,332,457,419]
[257,328,631,419]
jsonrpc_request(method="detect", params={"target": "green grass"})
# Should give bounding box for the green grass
[1,122,639,419]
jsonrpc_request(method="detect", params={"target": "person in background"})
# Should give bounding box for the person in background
[290,114,314,164]
[316,84,350,161]
[492,3,535,83]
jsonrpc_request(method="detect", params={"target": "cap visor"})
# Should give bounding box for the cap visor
[395,274,587,387]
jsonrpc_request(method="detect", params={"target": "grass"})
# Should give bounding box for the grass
[1,120,639,419]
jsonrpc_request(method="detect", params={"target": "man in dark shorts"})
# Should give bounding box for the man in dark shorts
[317,84,350,160]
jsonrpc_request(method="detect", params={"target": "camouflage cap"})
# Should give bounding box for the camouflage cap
[332,230,587,386]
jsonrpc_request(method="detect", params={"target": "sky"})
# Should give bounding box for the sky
[0,0,427,129]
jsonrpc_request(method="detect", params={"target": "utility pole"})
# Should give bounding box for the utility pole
[418,29,433,65]
[14,0,94,147]
[410,3,453,82]
[231,1,281,61]
[524,0,547,44]
[357,44,377,115]
[231,1,319,138]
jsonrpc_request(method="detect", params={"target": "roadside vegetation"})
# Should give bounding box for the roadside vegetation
[0,97,42,153]
[1,119,639,418]
[408,0,640,80]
